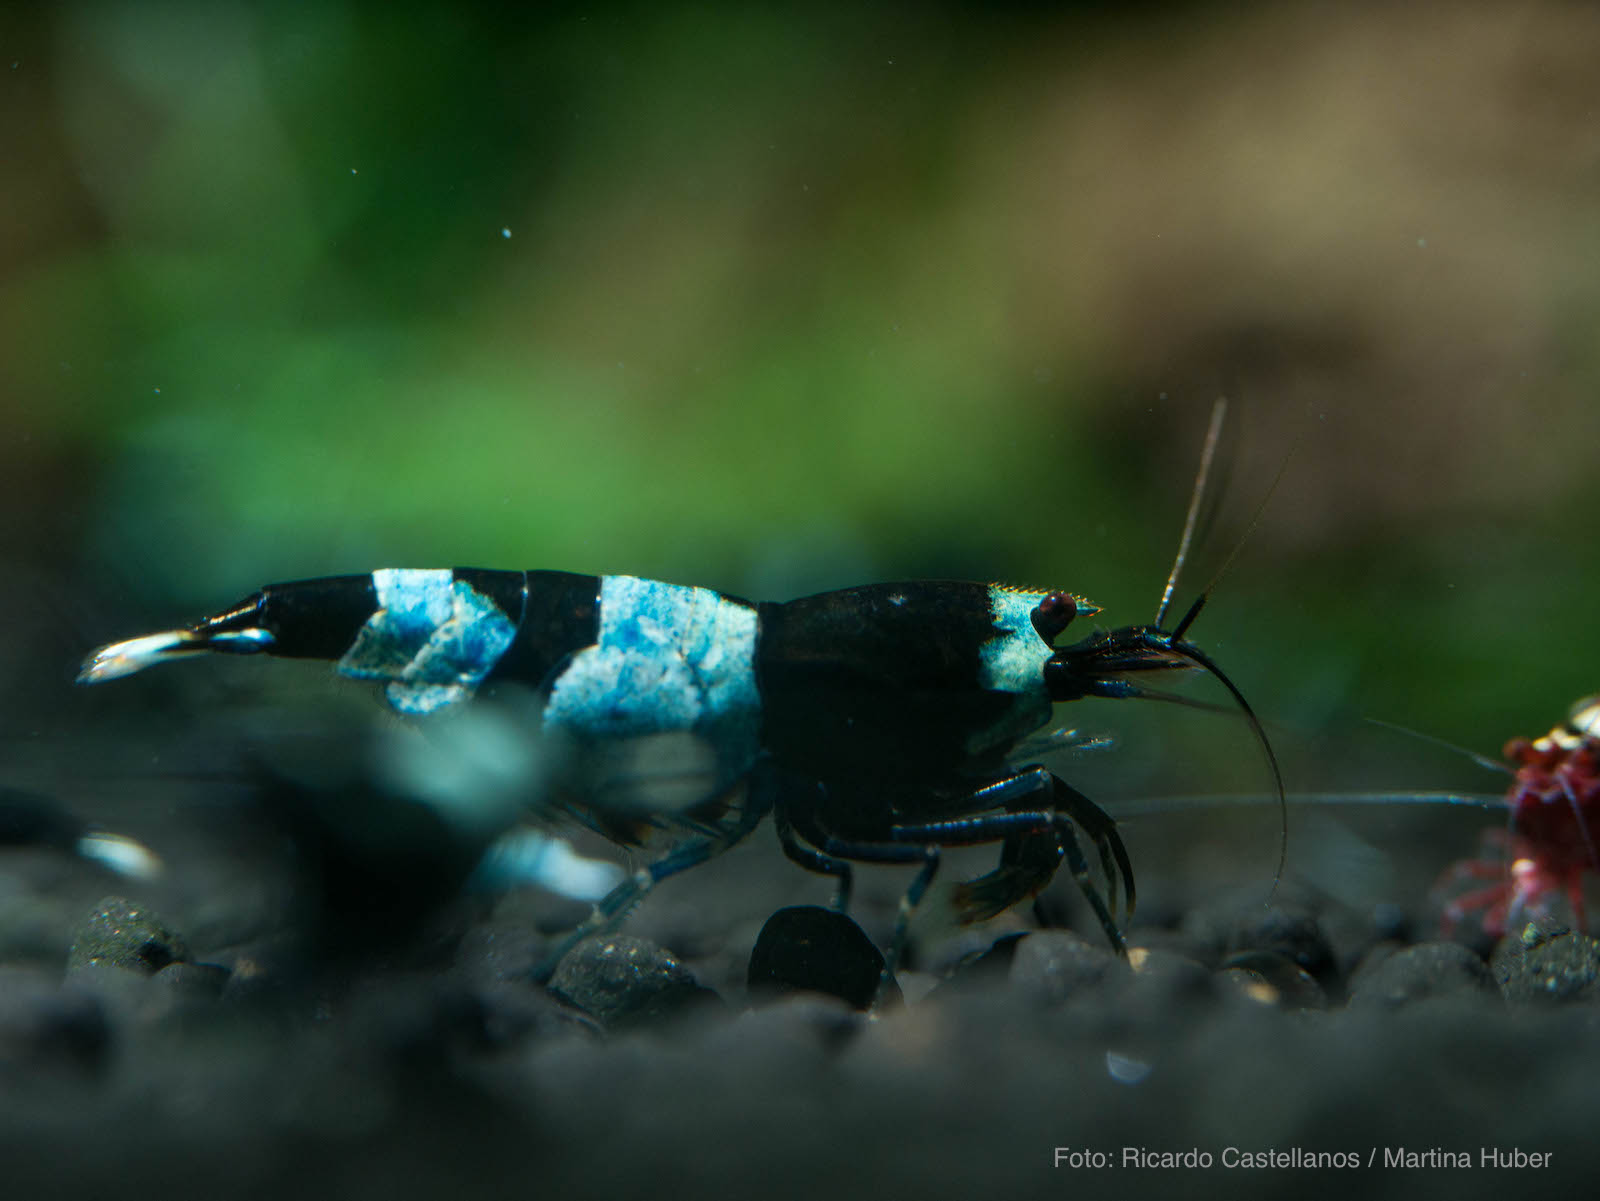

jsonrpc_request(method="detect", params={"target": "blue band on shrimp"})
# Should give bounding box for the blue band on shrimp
[980,585,1094,696]
[542,576,761,755]
[337,568,518,715]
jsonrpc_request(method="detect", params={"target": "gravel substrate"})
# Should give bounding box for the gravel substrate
[2,714,1593,1201]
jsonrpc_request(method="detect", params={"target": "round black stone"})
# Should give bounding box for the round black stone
[746,906,897,1011]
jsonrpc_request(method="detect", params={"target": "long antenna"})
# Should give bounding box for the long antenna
[1108,789,1508,818]
[1163,636,1290,896]
[1146,399,1295,899]
[1154,398,1227,630]
[1189,439,1296,613]
[1363,717,1513,777]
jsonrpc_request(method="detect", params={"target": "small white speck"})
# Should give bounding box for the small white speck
[351,167,358,174]
[1417,237,1427,248]
[1159,391,1168,400]
[501,227,512,238]
[153,387,161,394]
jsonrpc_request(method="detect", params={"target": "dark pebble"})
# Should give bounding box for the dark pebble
[151,961,231,1004]
[747,905,895,1011]
[1220,951,1328,1010]
[1346,942,1496,1010]
[548,934,722,1029]
[924,930,1027,1001]
[66,897,190,975]
[1224,904,1337,993]
[1007,931,1119,1007]
[919,925,1025,979]
[1491,923,1600,1005]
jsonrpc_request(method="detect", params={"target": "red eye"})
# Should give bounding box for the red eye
[1030,592,1078,644]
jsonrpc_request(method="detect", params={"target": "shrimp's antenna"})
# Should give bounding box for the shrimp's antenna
[1163,637,1289,898]
[1155,398,1227,630]
[1109,790,1507,818]
[1186,434,1297,620]
[1364,717,1513,777]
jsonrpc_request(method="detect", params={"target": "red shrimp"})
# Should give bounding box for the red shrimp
[1439,697,1600,938]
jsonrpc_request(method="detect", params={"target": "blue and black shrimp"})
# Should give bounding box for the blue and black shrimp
[79,564,1280,972]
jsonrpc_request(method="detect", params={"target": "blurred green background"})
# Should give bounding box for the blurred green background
[5,0,1600,818]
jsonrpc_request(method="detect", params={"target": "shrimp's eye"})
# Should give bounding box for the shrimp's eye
[1567,696,1600,741]
[1030,592,1080,644]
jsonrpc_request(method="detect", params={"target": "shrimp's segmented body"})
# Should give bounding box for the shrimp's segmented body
[79,409,1282,982]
